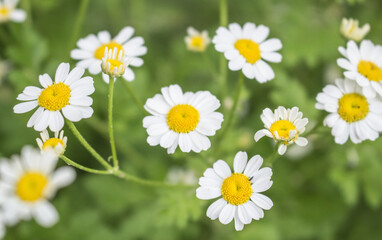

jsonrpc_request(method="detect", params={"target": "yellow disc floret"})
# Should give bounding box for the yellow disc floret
[38,83,71,111]
[190,36,204,50]
[221,173,253,205]
[94,42,124,60]
[106,59,123,72]
[338,93,369,123]
[0,7,10,17]
[167,104,200,133]
[269,120,296,140]
[358,60,382,82]
[42,138,64,150]
[234,39,261,64]
[16,172,48,202]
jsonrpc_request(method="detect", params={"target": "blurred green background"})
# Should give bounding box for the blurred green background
[1,0,382,239]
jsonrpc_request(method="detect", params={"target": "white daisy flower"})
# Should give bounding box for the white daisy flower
[0,0,26,23]
[0,146,76,227]
[101,47,130,80]
[337,40,382,98]
[13,63,95,132]
[143,84,224,154]
[315,78,382,144]
[185,27,210,52]
[70,26,147,83]
[340,18,370,42]
[212,22,282,83]
[36,129,67,156]
[254,106,309,155]
[196,151,273,231]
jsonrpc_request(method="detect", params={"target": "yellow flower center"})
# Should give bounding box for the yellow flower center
[42,138,64,150]
[221,173,253,205]
[234,39,261,64]
[338,93,369,123]
[167,104,200,133]
[16,172,48,202]
[269,120,296,140]
[0,7,10,17]
[38,83,71,111]
[94,42,124,60]
[357,60,382,82]
[106,59,123,72]
[190,36,204,50]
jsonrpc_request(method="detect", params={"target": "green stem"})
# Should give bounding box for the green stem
[66,120,113,170]
[305,111,326,137]
[264,146,279,167]
[108,77,119,169]
[122,80,146,114]
[68,0,90,53]
[219,0,228,27]
[218,0,228,98]
[21,0,33,27]
[60,155,112,175]
[203,52,219,81]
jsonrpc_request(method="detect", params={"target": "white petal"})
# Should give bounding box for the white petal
[113,26,134,43]
[196,187,221,200]
[50,166,76,190]
[243,155,263,177]
[233,151,248,173]
[10,9,26,22]
[33,201,59,227]
[55,63,70,83]
[206,198,227,220]
[251,193,273,210]
[213,160,232,179]
[219,204,236,225]
[260,38,282,52]
[14,100,38,113]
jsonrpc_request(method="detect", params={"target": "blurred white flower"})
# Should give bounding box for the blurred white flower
[143,84,223,154]
[70,26,147,83]
[0,0,26,23]
[340,18,370,42]
[213,22,282,83]
[255,106,308,155]
[166,167,197,185]
[13,63,95,132]
[316,78,382,144]
[36,129,67,156]
[185,27,210,52]
[0,146,76,227]
[196,151,273,231]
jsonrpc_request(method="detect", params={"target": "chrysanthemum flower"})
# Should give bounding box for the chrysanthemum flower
[340,18,370,42]
[0,146,76,227]
[184,27,210,52]
[36,129,67,156]
[213,22,282,83]
[316,78,382,144]
[0,0,26,23]
[70,26,147,83]
[143,84,223,154]
[101,47,129,81]
[13,63,95,132]
[255,106,308,155]
[196,151,273,231]
[337,40,382,98]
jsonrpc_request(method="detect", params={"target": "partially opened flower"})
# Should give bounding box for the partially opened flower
[13,63,95,132]
[143,84,223,154]
[185,27,210,52]
[70,26,147,83]
[213,22,282,83]
[0,146,76,227]
[0,0,26,23]
[101,47,130,80]
[255,106,308,155]
[340,18,370,42]
[337,40,382,98]
[316,78,382,144]
[196,151,273,231]
[36,129,67,156]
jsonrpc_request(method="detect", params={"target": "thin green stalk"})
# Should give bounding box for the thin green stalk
[203,52,219,81]
[219,0,228,27]
[21,0,33,26]
[264,146,279,167]
[60,155,112,175]
[113,169,196,189]
[218,0,228,98]
[68,0,90,53]
[108,77,118,169]
[66,120,113,170]
[305,112,326,137]
[122,80,146,114]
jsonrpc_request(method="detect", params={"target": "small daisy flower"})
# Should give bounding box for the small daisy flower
[213,22,282,83]
[13,63,95,132]
[337,40,382,98]
[185,27,210,52]
[315,78,382,144]
[340,18,370,42]
[70,26,147,83]
[254,106,309,155]
[0,146,76,227]
[36,129,67,156]
[101,47,130,81]
[0,0,26,23]
[196,151,273,231]
[143,84,223,154]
